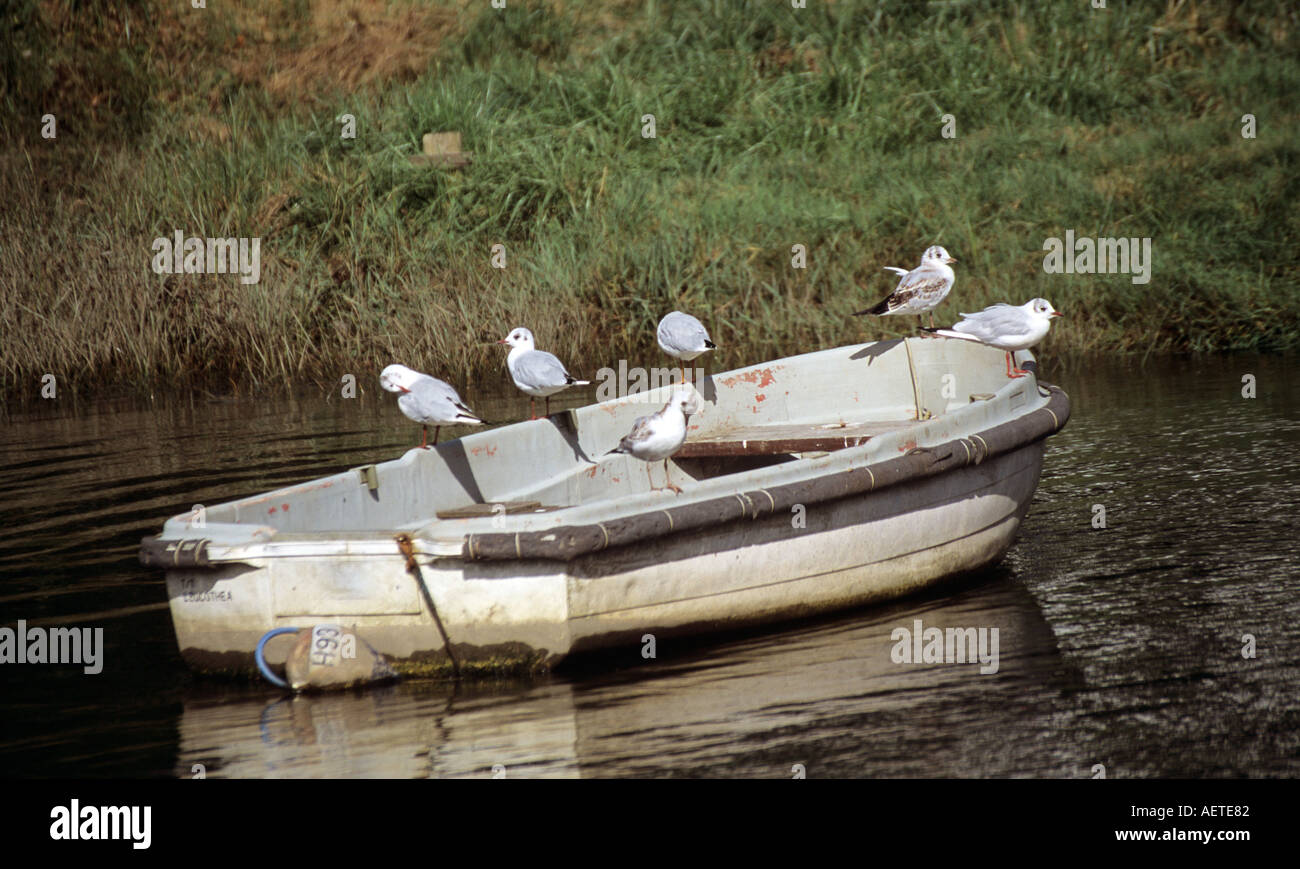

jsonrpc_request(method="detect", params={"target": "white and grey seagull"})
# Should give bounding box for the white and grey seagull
[854,245,957,328]
[656,311,716,383]
[606,388,700,493]
[498,326,590,419]
[380,364,484,448]
[922,298,1063,378]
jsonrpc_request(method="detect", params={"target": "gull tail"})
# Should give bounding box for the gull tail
[921,327,977,341]
[566,376,591,386]
[853,296,893,317]
[704,340,717,349]
[453,403,487,425]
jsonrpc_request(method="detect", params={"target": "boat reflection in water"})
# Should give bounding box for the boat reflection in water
[175,569,1081,778]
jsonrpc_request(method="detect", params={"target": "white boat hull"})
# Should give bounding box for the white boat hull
[163,443,1043,676]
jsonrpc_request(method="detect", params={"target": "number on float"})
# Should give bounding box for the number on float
[310,624,342,667]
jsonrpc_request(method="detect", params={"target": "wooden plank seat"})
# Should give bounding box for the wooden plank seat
[676,421,914,458]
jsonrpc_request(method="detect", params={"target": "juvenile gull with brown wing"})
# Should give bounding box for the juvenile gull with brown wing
[854,245,957,328]
[606,388,700,493]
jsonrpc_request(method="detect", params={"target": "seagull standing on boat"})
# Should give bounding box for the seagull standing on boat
[922,298,1063,378]
[499,327,590,419]
[854,245,957,328]
[380,364,484,448]
[607,388,700,494]
[657,311,717,384]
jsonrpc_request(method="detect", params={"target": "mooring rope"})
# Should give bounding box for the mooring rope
[396,533,461,678]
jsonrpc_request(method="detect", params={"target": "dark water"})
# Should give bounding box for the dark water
[1,355,1297,778]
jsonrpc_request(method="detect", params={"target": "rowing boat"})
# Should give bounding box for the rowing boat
[139,337,1070,677]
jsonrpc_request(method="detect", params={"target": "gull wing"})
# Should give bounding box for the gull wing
[618,412,658,451]
[658,312,711,353]
[857,264,951,315]
[952,304,1031,342]
[892,265,950,302]
[514,350,572,390]
[404,376,482,425]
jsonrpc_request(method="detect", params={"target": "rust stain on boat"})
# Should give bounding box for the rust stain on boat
[719,367,777,389]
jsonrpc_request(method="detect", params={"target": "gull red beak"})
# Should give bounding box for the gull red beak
[1051,312,1063,318]
[496,339,509,345]
[946,256,957,264]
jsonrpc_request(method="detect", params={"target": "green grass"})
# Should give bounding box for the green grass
[2,0,1298,402]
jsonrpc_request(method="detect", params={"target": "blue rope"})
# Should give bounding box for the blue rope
[254,627,299,689]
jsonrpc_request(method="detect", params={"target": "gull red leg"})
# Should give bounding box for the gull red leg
[664,459,682,494]
[433,426,441,446]
[1005,351,1028,379]
[1011,350,1031,377]
[529,397,537,420]
[420,425,429,449]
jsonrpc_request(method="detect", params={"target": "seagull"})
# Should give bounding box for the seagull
[498,326,590,419]
[380,364,484,448]
[606,388,701,493]
[657,311,717,383]
[854,245,957,328]
[922,298,1063,378]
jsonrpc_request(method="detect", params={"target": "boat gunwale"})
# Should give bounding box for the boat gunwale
[139,381,1069,569]
[460,383,1070,562]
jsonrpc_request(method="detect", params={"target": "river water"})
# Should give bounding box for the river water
[1,354,1297,778]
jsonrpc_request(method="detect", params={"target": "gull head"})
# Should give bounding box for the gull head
[380,364,419,393]
[669,387,702,418]
[1027,298,1063,319]
[923,245,957,266]
[498,327,536,350]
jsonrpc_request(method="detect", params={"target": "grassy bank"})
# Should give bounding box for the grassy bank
[2,0,1298,402]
